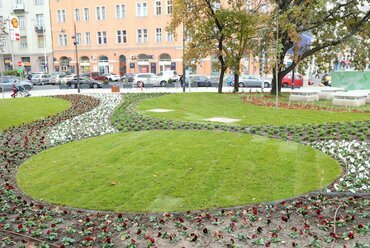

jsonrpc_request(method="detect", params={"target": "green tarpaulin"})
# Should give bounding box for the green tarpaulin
[331,71,370,90]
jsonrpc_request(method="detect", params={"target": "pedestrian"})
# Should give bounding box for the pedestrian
[11,81,18,98]
[315,69,320,79]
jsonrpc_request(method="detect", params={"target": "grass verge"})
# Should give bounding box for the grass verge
[0,97,71,131]
[17,130,341,212]
[136,93,369,126]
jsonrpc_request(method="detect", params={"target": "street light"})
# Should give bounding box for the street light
[274,7,279,109]
[72,22,80,93]
[0,38,4,99]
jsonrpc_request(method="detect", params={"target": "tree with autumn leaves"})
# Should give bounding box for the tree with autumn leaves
[168,0,370,94]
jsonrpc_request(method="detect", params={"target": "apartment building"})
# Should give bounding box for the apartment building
[0,0,53,73]
[50,0,217,76]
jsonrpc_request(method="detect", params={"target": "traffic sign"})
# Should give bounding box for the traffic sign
[18,60,23,67]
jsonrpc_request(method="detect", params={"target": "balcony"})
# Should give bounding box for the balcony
[13,4,25,12]
[34,26,45,33]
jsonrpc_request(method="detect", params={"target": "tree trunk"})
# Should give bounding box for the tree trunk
[233,73,239,93]
[271,67,283,95]
[218,64,226,94]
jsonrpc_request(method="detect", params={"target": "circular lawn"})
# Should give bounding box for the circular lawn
[17,130,342,212]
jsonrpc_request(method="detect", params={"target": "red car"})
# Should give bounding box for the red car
[282,74,304,87]
[90,72,108,81]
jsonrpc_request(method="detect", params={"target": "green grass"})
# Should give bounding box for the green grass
[136,93,370,126]
[17,130,341,212]
[0,97,71,130]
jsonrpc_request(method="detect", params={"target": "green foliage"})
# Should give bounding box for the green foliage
[3,70,18,76]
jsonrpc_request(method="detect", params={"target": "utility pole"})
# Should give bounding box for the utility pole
[275,8,279,109]
[72,22,80,93]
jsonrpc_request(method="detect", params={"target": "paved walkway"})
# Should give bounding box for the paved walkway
[0,86,301,99]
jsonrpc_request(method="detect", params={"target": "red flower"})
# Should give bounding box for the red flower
[271,233,277,238]
[281,216,288,222]
[17,224,23,229]
[348,231,354,239]
[136,229,142,235]
[85,237,94,241]
[358,224,364,229]
[85,217,90,222]
[316,209,321,215]
[118,213,123,218]
[149,237,155,243]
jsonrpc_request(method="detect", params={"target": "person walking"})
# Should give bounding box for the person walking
[11,81,18,98]
[315,69,320,79]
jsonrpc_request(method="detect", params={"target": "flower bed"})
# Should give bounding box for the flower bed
[47,93,122,145]
[0,93,368,247]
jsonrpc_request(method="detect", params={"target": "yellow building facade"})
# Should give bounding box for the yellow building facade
[50,0,260,77]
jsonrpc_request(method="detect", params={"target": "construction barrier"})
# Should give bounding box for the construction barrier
[331,71,370,90]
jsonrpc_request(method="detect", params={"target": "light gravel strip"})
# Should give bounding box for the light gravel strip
[311,140,369,193]
[47,93,122,145]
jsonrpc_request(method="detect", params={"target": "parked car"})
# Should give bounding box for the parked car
[157,70,180,82]
[188,75,213,87]
[102,73,120,81]
[90,72,108,81]
[61,74,76,84]
[226,74,270,87]
[121,73,136,82]
[31,73,50,85]
[133,73,167,87]
[0,76,33,92]
[49,72,68,85]
[282,74,304,87]
[66,77,102,89]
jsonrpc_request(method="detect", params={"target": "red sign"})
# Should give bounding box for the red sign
[18,61,23,67]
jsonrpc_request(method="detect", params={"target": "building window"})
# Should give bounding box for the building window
[116,4,126,18]
[137,29,147,43]
[136,2,147,17]
[57,10,66,23]
[20,36,27,48]
[74,8,80,21]
[36,14,44,27]
[37,35,45,48]
[84,8,89,21]
[35,0,43,5]
[85,32,91,45]
[58,34,67,46]
[97,31,107,44]
[166,0,172,14]
[167,31,173,42]
[96,6,106,20]
[76,33,82,45]
[18,16,25,28]
[155,1,161,15]
[156,28,161,42]
[117,30,127,44]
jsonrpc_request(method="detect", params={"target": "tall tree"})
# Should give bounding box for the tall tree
[221,1,266,92]
[168,0,227,93]
[267,0,370,94]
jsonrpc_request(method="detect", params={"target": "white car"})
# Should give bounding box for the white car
[102,73,120,81]
[133,73,168,87]
[157,70,180,82]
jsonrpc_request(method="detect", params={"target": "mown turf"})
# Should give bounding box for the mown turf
[0,97,71,130]
[17,130,341,212]
[136,93,370,126]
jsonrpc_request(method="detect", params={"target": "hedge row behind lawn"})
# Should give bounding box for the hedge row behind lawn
[0,97,71,131]
[136,93,370,126]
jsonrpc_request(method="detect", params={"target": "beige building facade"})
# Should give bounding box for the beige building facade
[50,0,211,76]
[49,0,262,77]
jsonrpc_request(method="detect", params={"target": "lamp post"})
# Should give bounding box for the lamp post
[182,11,186,93]
[274,7,279,109]
[72,22,80,93]
[43,26,47,73]
[0,39,4,99]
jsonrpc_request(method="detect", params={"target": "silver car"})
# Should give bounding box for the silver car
[31,74,50,85]
[0,76,33,92]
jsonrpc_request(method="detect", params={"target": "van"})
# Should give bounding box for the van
[157,70,180,82]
